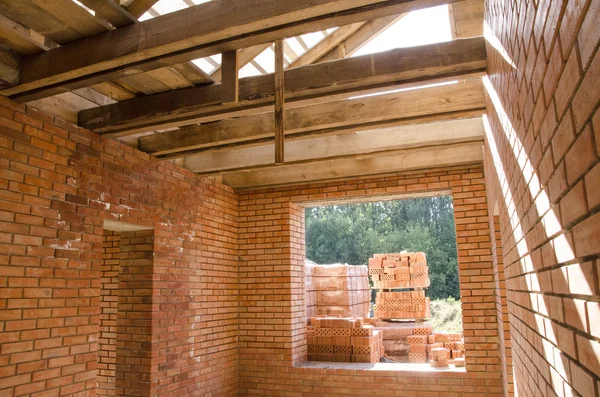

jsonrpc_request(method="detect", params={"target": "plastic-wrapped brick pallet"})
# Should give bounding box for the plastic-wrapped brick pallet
[305,260,370,319]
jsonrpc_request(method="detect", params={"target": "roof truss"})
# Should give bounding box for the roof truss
[1,0,468,102]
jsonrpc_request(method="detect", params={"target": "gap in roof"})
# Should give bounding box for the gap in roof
[353,5,452,56]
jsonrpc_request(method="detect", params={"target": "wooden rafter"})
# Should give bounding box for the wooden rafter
[319,14,405,62]
[137,79,485,157]
[78,0,138,27]
[288,22,366,68]
[78,37,488,136]
[3,0,468,102]
[126,0,160,19]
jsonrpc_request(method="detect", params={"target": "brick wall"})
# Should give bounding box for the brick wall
[484,1,600,397]
[0,96,239,397]
[238,166,504,396]
[490,214,514,397]
[97,231,120,397]
[115,230,154,397]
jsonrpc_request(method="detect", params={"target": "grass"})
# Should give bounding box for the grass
[429,297,463,333]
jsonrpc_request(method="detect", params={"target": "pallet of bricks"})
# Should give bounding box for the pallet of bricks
[369,252,430,289]
[374,290,430,320]
[368,252,430,320]
[307,317,383,363]
[405,325,465,367]
[305,261,370,318]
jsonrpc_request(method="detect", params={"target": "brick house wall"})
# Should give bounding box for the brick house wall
[97,231,120,397]
[238,166,505,396]
[483,1,600,397]
[0,96,239,397]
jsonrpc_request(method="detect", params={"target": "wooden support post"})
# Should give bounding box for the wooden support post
[274,39,285,164]
[221,50,239,103]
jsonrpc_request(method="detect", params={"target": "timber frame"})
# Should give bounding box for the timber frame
[0,0,486,189]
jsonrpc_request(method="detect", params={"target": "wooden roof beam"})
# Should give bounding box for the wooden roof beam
[183,117,484,174]
[78,37,487,136]
[138,79,485,157]
[3,0,469,102]
[215,141,484,189]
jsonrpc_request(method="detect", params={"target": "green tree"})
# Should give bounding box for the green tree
[305,196,461,299]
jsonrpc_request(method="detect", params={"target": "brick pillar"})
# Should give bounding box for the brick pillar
[97,231,120,396]
[115,230,155,397]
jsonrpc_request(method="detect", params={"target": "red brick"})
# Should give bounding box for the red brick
[559,181,587,225]
[559,0,589,58]
[572,46,600,131]
[552,110,575,163]
[565,126,596,184]
[578,0,600,69]
[554,47,582,118]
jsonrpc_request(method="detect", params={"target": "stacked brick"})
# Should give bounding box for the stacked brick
[374,290,430,320]
[405,326,465,366]
[307,317,383,363]
[368,252,430,288]
[305,262,370,318]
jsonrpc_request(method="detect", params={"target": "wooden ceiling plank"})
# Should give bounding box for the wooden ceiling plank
[29,0,113,36]
[211,44,272,82]
[218,142,484,189]
[115,73,170,95]
[289,22,365,68]
[183,117,484,173]
[77,0,139,27]
[5,0,468,101]
[78,37,488,135]
[171,63,214,86]
[138,79,485,156]
[0,13,60,54]
[145,67,194,90]
[0,0,85,44]
[91,82,137,101]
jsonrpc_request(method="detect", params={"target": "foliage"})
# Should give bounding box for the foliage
[429,298,463,333]
[305,196,460,300]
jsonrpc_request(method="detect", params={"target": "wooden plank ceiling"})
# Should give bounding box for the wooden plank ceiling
[0,0,485,189]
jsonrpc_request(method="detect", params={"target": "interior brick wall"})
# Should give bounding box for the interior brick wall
[238,166,504,396]
[97,231,120,397]
[0,96,239,397]
[115,230,154,397]
[490,214,514,397]
[484,1,600,396]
